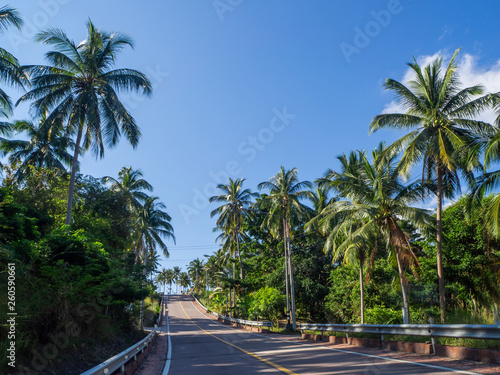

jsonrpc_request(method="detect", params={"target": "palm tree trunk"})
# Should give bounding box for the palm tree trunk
[232,258,236,317]
[359,248,365,324]
[286,222,297,330]
[65,123,83,227]
[436,165,446,323]
[140,246,149,330]
[236,228,244,297]
[134,235,143,265]
[395,249,410,324]
[283,218,291,326]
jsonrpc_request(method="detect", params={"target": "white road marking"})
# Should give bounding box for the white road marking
[162,297,172,375]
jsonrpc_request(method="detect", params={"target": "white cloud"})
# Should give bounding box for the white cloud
[381,100,402,114]
[438,27,451,41]
[381,50,500,124]
[416,195,455,212]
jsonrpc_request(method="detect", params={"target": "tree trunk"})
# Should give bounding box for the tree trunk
[286,222,297,330]
[134,234,143,265]
[65,124,83,227]
[395,249,410,324]
[436,165,446,323]
[232,257,236,317]
[359,249,365,324]
[140,246,149,330]
[283,218,290,326]
[236,228,244,297]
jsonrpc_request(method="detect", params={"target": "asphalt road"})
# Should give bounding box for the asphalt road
[165,295,478,375]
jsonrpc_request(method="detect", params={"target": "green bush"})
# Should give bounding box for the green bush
[248,287,285,323]
[365,306,402,324]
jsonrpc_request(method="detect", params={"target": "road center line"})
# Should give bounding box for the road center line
[179,301,298,375]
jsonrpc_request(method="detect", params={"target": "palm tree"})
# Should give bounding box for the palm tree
[165,268,175,295]
[134,196,175,265]
[309,184,336,215]
[102,166,153,212]
[17,20,152,226]
[209,178,257,286]
[311,145,434,323]
[308,151,378,324]
[258,166,312,329]
[157,268,169,295]
[0,115,74,182]
[145,248,162,283]
[188,258,204,293]
[470,111,500,239]
[0,6,26,118]
[135,197,174,330]
[179,272,191,293]
[369,49,493,322]
[172,266,181,294]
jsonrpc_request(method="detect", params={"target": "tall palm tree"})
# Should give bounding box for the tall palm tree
[188,258,204,293]
[145,248,162,283]
[134,196,175,265]
[308,151,378,324]
[311,145,434,323]
[0,6,26,118]
[17,20,152,226]
[210,178,257,284]
[157,268,169,295]
[135,197,174,330]
[179,272,191,293]
[0,115,74,182]
[470,107,500,239]
[103,166,153,211]
[309,184,336,215]
[172,266,181,294]
[258,166,312,329]
[369,49,493,321]
[164,268,175,295]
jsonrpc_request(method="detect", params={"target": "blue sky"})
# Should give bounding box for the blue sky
[2,0,500,275]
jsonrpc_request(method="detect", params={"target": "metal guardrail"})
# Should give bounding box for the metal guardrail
[81,296,164,375]
[191,294,272,329]
[297,323,500,340]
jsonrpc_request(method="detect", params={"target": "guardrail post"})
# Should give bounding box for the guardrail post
[345,332,349,343]
[380,334,384,348]
[429,318,436,355]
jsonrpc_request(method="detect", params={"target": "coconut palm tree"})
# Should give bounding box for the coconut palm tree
[0,6,26,118]
[172,266,182,294]
[258,166,313,329]
[308,151,378,324]
[145,248,162,283]
[469,106,500,239]
[311,145,434,322]
[157,268,169,295]
[17,20,152,226]
[369,49,493,321]
[179,272,191,293]
[102,166,153,212]
[134,197,174,266]
[135,198,174,330]
[309,184,336,215]
[0,115,74,182]
[209,178,257,285]
[188,258,204,293]
[165,268,175,295]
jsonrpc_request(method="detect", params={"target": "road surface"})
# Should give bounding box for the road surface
[165,295,478,374]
